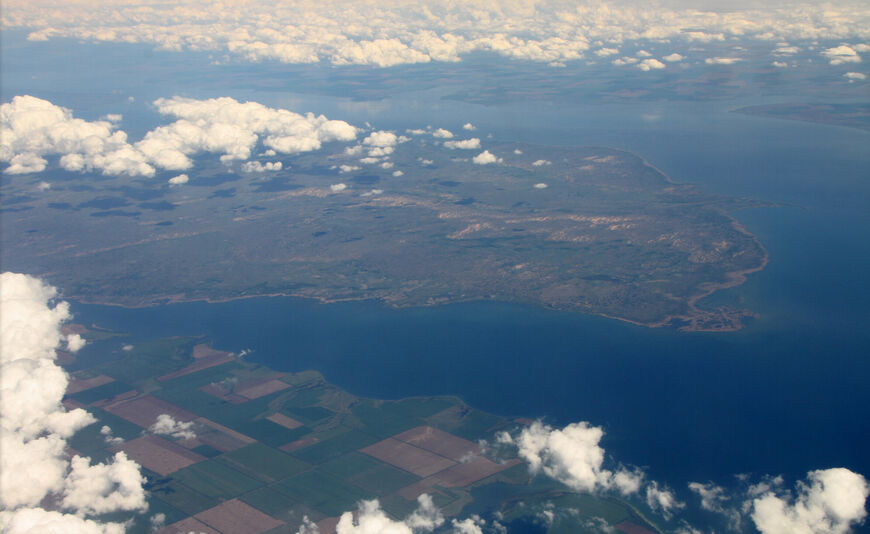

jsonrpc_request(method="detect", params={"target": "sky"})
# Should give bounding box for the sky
[1,1,869,533]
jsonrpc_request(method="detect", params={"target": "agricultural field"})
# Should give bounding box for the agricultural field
[62,333,664,534]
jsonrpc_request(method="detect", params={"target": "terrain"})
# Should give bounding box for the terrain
[62,329,663,534]
[1,140,768,331]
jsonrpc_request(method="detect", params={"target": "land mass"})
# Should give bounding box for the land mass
[1,141,768,331]
[63,332,664,534]
[733,102,870,131]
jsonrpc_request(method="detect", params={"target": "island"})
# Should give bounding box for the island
[1,140,768,331]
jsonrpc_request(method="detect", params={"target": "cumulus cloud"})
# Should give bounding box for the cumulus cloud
[7,1,870,69]
[462,123,476,131]
[392,170,404,177]
[646,482,685,520]
[0,272,146,532]
[534,183,548,189]
[663,53,684,62]
[750,469,869,534]
[1,95,357,178]
[844,72,867,81]
[432,128,453,139]
[0,95,153,177]
[689,481,729,513]
[150,414,196,440]
[241,160,283,172]
[338,164,360,173]
[705,57,742,65]
[595,47,620,57]
[638,58,666,70]
[508,421,642,495]
[168,173,189,185]
[444,138,481,149]
[822,45,862,65]
[472,150,501,165]
[532,159,551,166]
[304,494,444,534]
[363,130,399,147]
[330,183,347,192]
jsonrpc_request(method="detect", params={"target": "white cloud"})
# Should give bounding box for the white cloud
[513,149,523,155]
[330,183,347,192]
[750,468,869,534]
[380,161,394,169]
[534,183,548,189]
[532,159,551,166]
[444,138,481,150]
[168,173,189,185]
[689,481,728,512]
[646,482,685,520]
[705,57,742,65]
[663,53,684,62]
[37,181,51,191]
[363,130,399,147]
[773,61,789,68]
[324,494,444,534]
[433,128,453,139]
[8,1,870,69]
[822,45,862,65]
[637,58,666,71]
[150,413,196,440]
[392,170,404,177]
[406,128,428,135]
[472,150,501,165]
[0,272,146,532]
[773,46,800,55]
[339,164,360,173]
[636,49,652,57]
[462,123,476,131]
[359,157,381,164]
[241,160,283,172]
[511,421,641,495]
[101,114,122,123]
[595,47,620,57]
[1,95,357,178]
[368,146,394,157]
[844,72,867,80]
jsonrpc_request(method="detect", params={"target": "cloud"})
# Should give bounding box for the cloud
[0,272,146,532]
[305,494,444,534]
[689,481,729,512]
[462,123,476,131]
[241,160,283,172]
[534,183,548,189]
[1,95,357,178]
[773,45,800,55]
[595,47,620,57]
[750,468,869,534]
[472,150,501,165]
[532,159,551,166]
[0,95,154,177]
[444,138,481,149]
[8,1,870,69]
[705,57,742,65]
[663,53,684,62]
[168,173,189,185]
[433,128,453,139]
[338,164,360,173]
[363,130,399,147]
[822,45,862,65]
[392,170,404,177]
[150,414,196,440]
[508,421,642,495]
[844,72,867,81]
[330,183,347,192]
[637,58,666,70]
[646,482,685,520]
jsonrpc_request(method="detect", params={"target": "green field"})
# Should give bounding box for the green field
[218,443,311,482]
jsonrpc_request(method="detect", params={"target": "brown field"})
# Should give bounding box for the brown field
[195,499,284,534]
[394,426,479,462]
[104,395,197,428]
[91,389,138,408]
[199,383,248,404]
[316,516,341,534]
[158,352,236,382]
[266,413,303,430]
[159,517,221,534]
[195,417,256,452]
[615,521,657,534]
[361,438,456,478]
[192,343,231,360]
[430,457,519,487]
[279,436,319,452]
[236,378,291,399]
[397,478,441,500]
[120,435,206,475]
[67,374,115,394]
